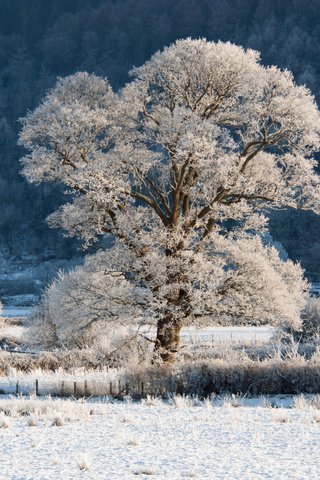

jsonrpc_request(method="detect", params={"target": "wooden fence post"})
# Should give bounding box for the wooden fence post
[35,379,39,396]
[74,381,77,397]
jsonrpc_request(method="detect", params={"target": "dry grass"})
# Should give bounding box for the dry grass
[1,317,24,327]
[0,414,11,428]
[127,435,140,446]
[141,395,163,407]
[77,455,92,471]
[0,349,109,375]
[27,415,39,427]
[0,394,97,427]
[51,416,65,427]
[123,351,320,397]
[133,468,157,476]
[168,394,199,408]
[221,394,245,408]
[121,413,135,424]
[2,352,320,397]
[312,412,320,423]
[272,410,292,423]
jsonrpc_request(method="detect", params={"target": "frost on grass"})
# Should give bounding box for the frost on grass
[0,395,97,426]
[272,410,292,424]
[133,467,157,476]
[77,455,92,471]
[0,413,11,428]
[141,395,163,407]
[27,415,39,427]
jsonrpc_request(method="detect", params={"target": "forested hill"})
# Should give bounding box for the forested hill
[1,0,320,272]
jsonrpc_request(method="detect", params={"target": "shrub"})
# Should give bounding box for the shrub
[301,297,320,340]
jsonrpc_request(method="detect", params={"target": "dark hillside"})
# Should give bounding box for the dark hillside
[0,0,319,275]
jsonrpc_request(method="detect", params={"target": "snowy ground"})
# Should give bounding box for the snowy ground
[180,325,273,342]
[1,397,320,479]
[138,325,274,346]
[0,316,303,480]
[0,324,274,342]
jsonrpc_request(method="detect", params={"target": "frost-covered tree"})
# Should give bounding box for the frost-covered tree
[19,39,320,362]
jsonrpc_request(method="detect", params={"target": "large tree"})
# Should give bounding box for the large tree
[19,39,320,362]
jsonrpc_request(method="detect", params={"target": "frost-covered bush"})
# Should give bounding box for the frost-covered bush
[300,297,320,340]
[27,250,152,365]
[29,251,137,346]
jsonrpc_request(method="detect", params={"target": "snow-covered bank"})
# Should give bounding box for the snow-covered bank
[1,398,320,479]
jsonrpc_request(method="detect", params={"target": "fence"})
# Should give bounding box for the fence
[1,378,137,398]
[3,356,320,398]
[0,376,177,399]
[0,368,205,399]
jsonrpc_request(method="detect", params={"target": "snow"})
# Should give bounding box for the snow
[2,307,31,317]
[0,324,26,341]
[180,325,274,342]
[1,398,320,479]
[0,318,274,350]
[139,325,274,344]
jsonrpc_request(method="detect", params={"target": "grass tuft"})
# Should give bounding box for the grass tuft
[77,455,91,471]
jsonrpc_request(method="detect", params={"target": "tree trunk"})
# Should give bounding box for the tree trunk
[153,315,182,364]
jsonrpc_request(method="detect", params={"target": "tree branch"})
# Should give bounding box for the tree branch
[131,191,169,226]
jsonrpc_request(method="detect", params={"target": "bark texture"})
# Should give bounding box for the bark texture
[154,316,182,364]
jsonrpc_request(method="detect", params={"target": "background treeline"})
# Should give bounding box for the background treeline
[0,0,320,275]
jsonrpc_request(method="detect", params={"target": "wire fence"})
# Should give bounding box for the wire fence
[0,377,177,399]
[11,378,136,398]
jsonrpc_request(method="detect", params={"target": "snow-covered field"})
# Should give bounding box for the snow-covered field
[0,318,274,349]
[0,324,26,341]
[1,396,320,479]
[180,325,273,342]
[1,313,274,342]
[0,317,310,479]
